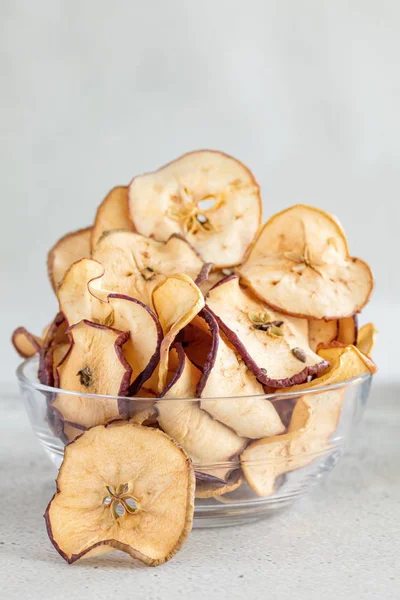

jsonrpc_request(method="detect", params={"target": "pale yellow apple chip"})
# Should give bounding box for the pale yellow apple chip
[196,309,285,439]
[47,227,92,292]
[238,204,373,319]
[11,327,42,358]
[91,186,134,249]
[53,321,131,429]
[206,275,327,387]
[357,323,378,357]
[45,424,195,566]
[92,230,205,307]
[308,319,338,352]
[128,150,262,267]
[156,345,247,483]
[57,258,112,327]
[152,274,204,393]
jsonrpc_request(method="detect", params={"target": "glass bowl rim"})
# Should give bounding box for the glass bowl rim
[16,356,372,402]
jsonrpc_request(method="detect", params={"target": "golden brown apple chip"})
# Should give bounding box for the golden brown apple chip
[357,323,378,357]
[337,316,358,346]
[92,230,206,307]
[308,319,338,352]
[91,186,134,249]
[47,227,92,292]
[156,345,247,483]
[206,275,328,387]
[195,308,284,439]
[152,274,204,393]
[238,204,373,319]
[11,327,42,358]
[45,423,195,566]
[107,294,163,395]
[57,259,112,327]
[53,321,131,429]
[128,150,262,267]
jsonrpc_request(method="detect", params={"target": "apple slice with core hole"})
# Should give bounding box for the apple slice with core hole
[47,227,92,292]
[205,275,328,387]
[53,321,131,429]
[128,150,262,267]
[91,186,134,249]
[152,274,204,393]
[238,204,373,319]
[45,423,195,566]
[92,230,206,307]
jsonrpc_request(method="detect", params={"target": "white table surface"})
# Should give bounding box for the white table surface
[0,379,398,600]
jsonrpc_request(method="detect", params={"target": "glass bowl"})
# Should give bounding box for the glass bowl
[17,356,372,528]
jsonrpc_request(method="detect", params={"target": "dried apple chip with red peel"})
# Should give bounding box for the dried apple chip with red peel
[152,274,204,393]
[128,150,262,267]
[91,186,134,249]
[181,322,213,370]
[11,327,42,358]
[45,423,195,566]
[47,227,92,292]
[107,294,163,395]
[195,470,243,499]
[57,259,111,327]
[205,275,328,387]
[357,323,378,357]
[92,230,206,307]
[195,308,284,439]
[238,204,374,319]
[38,313,68,386]
[53,321,131,429]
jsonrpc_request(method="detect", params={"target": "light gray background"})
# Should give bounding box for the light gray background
[1,0,399,381]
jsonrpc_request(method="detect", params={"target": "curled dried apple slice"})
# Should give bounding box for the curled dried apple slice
[47,227,92,292]
[206,275,328,387]
[308,319,338,353]
[238,204,374,319]
[152,274,204,393]
[53,321,131,429]
[62,421,86,443]
[45,423,195,566]
[91,186,134,249]
[337,316,358,346]
[57,259,111,327]
[181,322,213,369]
[357,323,377,356]
[195,470,243,499]
[128,150,262,267]
[156,344,247,481]
[107,294,163,395]
[196,308,284,439]
[92,230,205,307]
[12,327,42,358]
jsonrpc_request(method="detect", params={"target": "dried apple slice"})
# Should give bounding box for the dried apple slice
[128,150,262,267]
[92,230,205,307]
[11,327,42,358]
[107,294,163,395]
[91,186,134,249]
[57,259,111,327]
[238,204,374,319]
[53,321,131,429]
[156,344,247,482]
[337,316,358,346]
[62,421,86,443]
[308,319,338,352]
[205,275,328,387]
[45,423,195,566]
[195,470,243,499]
[152,274,204,393]
[195,308,285,439]
[181,322,213,369]
[38,313,68,386]
[47,227,92,291]
[357,323,378,356]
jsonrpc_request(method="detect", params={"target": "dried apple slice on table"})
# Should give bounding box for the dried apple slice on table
[92,230,206,306]
[128,150,262,267]
[11,327,42,358]
[238,204,373,319]
[91,186,134,249]
[357,323,378,357]
[156,344,247,495]
[47,227,92,291]
[53,321,132,429]
[152,274,204,393]
[205,275,328,387]
[196,308,285,439]
[45,423,195,566]
[241,345,376,496]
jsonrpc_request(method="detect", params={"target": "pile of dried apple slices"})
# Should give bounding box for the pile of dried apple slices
[12,150,377,566]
